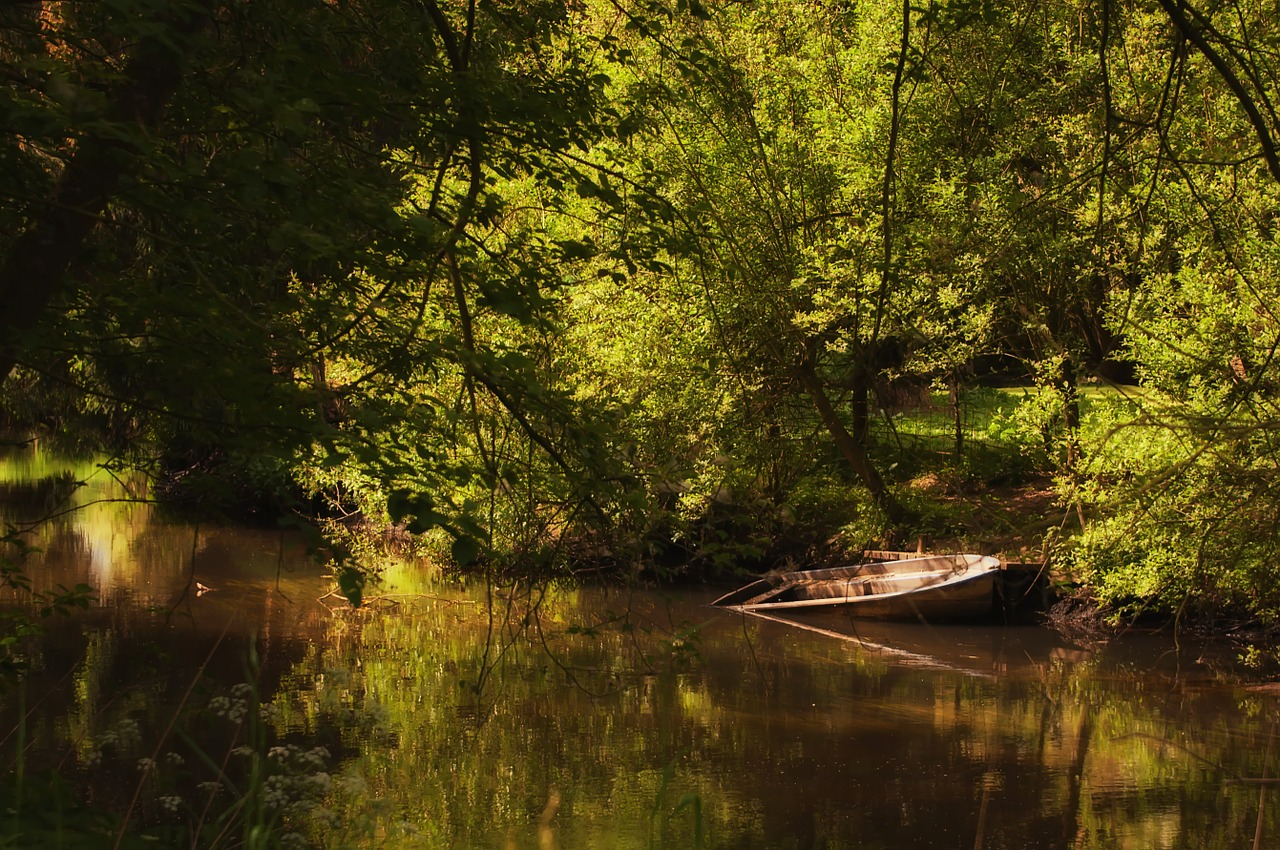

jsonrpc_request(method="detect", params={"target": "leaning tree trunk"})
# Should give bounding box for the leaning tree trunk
[795,359,910,530]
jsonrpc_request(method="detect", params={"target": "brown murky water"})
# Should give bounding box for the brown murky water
[1,447,1277,849]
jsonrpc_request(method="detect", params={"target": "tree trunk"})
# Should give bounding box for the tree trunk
[850,361,870,448]
[1058,356,1081,471]
[795,359,909,529]
[951,370,964,459]
[0,4,212,382]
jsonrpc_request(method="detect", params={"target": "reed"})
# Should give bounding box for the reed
[1,635,333,850]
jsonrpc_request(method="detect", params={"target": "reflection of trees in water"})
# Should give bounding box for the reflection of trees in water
[0,454,155,599]
[260,590,1280,849]
[5,577,1278,849]
[998,663,1280,850]
[0,461,1273,848]
[1058,701,1093,850]
[0,472,81,519]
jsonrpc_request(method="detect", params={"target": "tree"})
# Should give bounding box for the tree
[0,0,625,588]
[1042,0,1280,622]
[595,0,924,527]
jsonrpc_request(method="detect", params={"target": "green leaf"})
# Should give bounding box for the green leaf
[451,536,481,567]
[406,511,444,534]
[387,489,415,523]
[337,566,365,608]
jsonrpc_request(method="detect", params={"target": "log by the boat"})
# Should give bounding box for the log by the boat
[712,554,1003,621]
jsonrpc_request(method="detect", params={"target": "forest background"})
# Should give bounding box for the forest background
[4,0,1280,631]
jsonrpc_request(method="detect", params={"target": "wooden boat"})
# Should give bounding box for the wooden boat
[711,554,1003,621]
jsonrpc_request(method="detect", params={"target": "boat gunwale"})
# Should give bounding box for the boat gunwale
[725,565,999,613]
[711,554,1001,609]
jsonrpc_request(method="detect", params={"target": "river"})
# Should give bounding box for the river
[0,447,1276,849]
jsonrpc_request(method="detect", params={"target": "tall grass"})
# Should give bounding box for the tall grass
[0,636,335,850]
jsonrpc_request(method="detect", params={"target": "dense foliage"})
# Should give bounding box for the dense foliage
[6,0,1280,624]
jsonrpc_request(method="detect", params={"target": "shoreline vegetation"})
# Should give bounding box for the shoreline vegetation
[5,0,1280,658]
[10,372,1279,660]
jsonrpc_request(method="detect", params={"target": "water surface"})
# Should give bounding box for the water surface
[1,448,1276,849]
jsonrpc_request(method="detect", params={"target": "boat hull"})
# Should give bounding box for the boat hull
[713,554,1002,622]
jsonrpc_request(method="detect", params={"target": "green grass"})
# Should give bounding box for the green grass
[870,384,1146,484]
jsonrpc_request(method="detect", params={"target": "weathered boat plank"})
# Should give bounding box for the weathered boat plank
[712,554,1002,622]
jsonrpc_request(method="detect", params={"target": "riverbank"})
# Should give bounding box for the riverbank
[4,441,1280,849]
[7,438,1278,657]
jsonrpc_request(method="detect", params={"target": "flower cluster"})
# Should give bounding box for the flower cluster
[259,743,337,816]
[95,717,142,750]
[83,716,143,766]
[268,744,330,771]
[207,692,250,724]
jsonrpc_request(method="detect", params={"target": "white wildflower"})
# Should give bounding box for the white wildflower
[116,718,141,746]
[336,773,367,795]
[226,701,248,724]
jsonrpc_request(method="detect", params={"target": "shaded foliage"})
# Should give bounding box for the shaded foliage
[6,0,1280,621]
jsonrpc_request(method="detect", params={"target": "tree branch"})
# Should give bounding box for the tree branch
[1155,0,1280,183]
[0,2,214,382]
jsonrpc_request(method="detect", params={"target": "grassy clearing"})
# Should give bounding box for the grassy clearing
[862,384,1147,557]
[873,384,1144,478]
